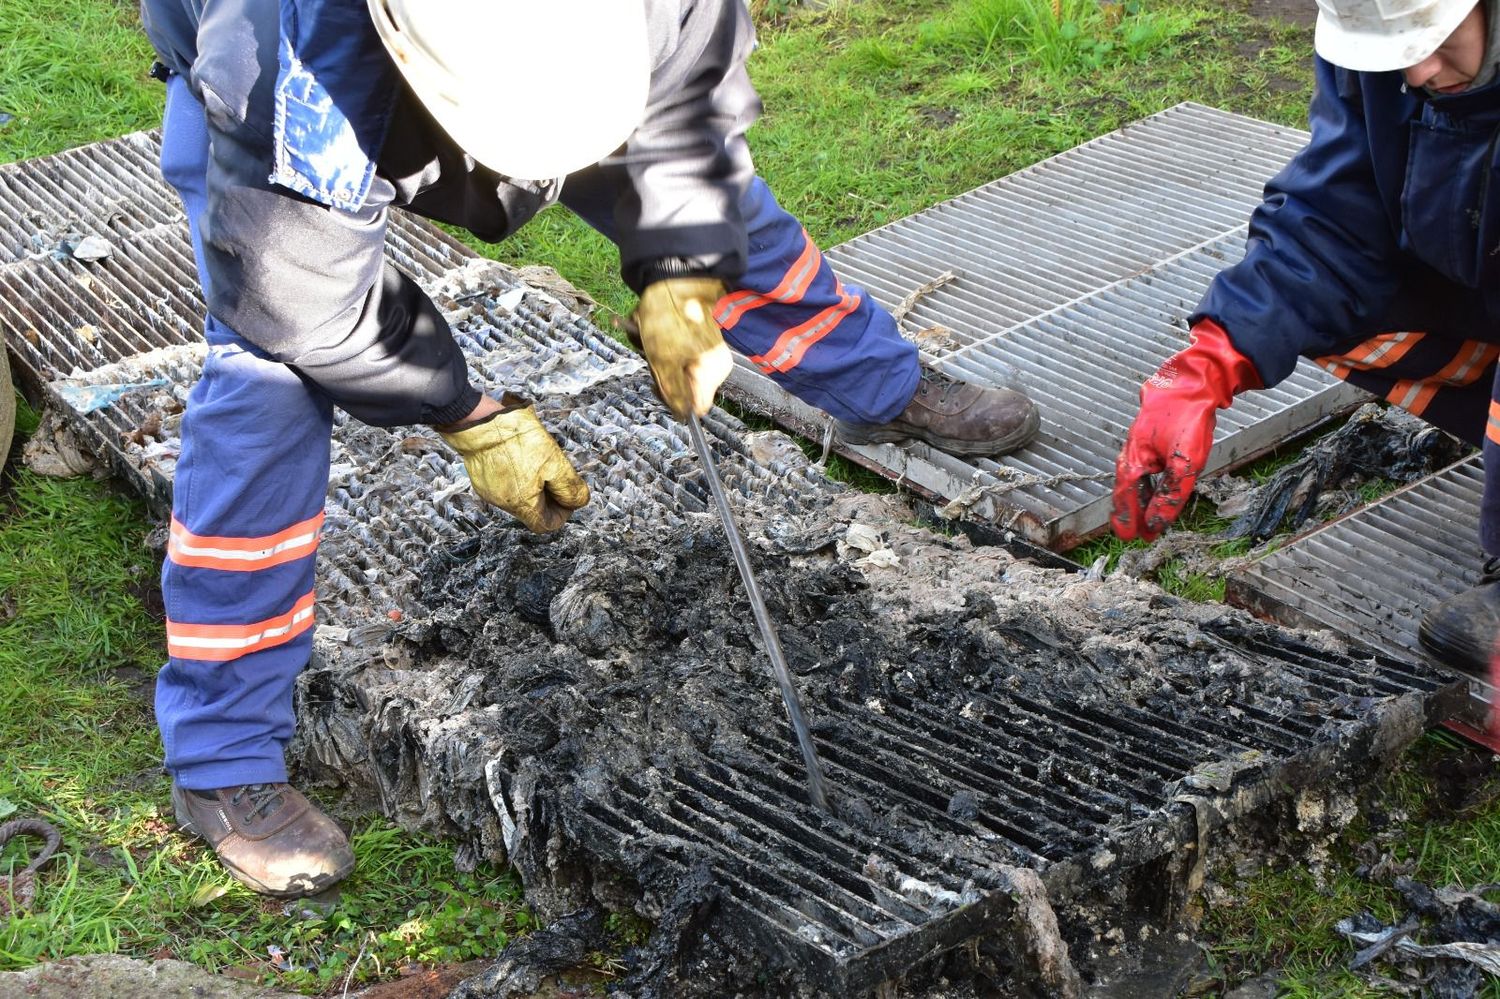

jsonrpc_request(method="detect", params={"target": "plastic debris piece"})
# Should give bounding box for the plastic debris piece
[70,235,113,261]
[55,379,170,414]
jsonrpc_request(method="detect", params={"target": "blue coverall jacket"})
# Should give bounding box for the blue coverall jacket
[1199,55,1500,386]
[141,0,763,427]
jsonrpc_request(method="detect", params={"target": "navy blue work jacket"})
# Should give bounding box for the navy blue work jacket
[1199,55,1500,387]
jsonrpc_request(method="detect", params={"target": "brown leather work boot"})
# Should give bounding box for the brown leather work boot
[834,367,1040,458]
[1418,557,1500,678]
[172,783,354,897]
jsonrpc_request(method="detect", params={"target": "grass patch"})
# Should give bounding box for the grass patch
[920,0,1200,78]
[1205,735,1500,995]
[0,0,162,162]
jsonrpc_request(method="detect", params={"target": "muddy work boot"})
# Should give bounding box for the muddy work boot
[172,783,354,897]
[1418,557,1500,678]
[834,367,1040,458]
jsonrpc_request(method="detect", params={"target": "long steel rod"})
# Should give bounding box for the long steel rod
[686,412,832,813]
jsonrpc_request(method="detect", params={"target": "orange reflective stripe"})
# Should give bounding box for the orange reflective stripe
[1489,400,1500,447]
[749,287,862,374]
[713,290,760,328]
[168,512,324,571]
[1315,331,1426,380]
[1316,358,1353,380]
[165,590,317,662]
[714,231,821,330]
[1387,341,1498,415]
[1349,331,1423,369]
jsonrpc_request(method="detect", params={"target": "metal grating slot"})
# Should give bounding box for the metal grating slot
[0,132,485,395]
[827,104,1306,337]
[0,132,181,263]
[725,103,1366,549]
[35,285,833,626]
[539,621,1463,992]
[0,134,832,626]
[1227,458,1486,670]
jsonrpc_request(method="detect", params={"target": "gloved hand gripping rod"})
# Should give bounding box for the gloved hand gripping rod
[686,412,832,814]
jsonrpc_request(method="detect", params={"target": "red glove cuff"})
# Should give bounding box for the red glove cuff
[1144,319,1262,409]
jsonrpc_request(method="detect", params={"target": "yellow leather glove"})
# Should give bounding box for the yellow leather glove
[439,406,590,533]
[630,277,732,419]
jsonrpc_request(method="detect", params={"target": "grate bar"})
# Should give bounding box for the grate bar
[1228,458,1486,674]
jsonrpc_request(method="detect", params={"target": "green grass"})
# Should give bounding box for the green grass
[1204,734,1500,996]
[0,0,162,162]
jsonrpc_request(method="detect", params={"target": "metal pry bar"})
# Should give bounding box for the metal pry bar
[686,411,832,814]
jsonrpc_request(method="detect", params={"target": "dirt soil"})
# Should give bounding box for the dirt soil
[1247,0,1316,28]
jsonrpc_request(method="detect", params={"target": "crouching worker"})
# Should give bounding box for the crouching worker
[1112,0,1500,678]
[138,0,1041,896]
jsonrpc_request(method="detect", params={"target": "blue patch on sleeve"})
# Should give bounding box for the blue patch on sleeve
[270,0,396,212]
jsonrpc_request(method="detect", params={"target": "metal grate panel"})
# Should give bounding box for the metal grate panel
[1226,457,1487,668]
[726,103,1367,549]
[324,553,1466,993]
[0,133,832,626]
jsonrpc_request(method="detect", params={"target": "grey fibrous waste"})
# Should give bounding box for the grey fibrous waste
[1216,403,1470,541]
[293,488,1454,995]
[1337,876,1500,993]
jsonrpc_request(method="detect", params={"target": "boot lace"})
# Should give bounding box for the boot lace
[229,784,288,826]
[917,368,962,403]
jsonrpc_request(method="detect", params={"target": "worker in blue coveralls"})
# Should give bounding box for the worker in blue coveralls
[137,0,1041,896]
[1112,0,1500,678]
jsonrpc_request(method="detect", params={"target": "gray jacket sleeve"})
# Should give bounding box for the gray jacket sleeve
[184,0,480,429]
[610,0,762,291]
[200,129,480,427]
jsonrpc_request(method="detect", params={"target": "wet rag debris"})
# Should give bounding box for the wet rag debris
[1204,403,1471,541]
[294,490,1458,995]
[1337,877,1500,996]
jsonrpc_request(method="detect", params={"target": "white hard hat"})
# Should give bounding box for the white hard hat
[368,0,651,181]
[1313,0,1479,72]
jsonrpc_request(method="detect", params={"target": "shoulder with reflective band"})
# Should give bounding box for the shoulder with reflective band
[271,0,398,212]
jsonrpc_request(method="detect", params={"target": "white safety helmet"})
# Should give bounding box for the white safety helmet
[368,0,651,181]
[1313,0,1479,72]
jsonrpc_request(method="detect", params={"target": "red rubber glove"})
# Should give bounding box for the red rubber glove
[1112,319,1262,541]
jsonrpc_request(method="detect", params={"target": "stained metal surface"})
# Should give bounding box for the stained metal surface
[1226,457,1487,669]
[0,131,487,388]
[726,103,1368,549]
[363,605,1464,993]
[0,132,830,626]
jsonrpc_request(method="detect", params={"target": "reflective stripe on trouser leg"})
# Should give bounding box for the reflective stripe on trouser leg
[156,76,334,790]
[714,179,917,424]
[1315,329,1500,555]
[558,174,919,425]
